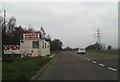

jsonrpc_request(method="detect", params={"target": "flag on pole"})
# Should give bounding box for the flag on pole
[40,26,46,35]
[40,26,46,39]
[41,26,46,35]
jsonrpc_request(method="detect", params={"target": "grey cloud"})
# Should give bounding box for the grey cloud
[2,2,118,48]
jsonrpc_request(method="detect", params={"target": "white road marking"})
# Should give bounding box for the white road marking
[76,54,117,72]
[92,61,97,63]
[87,59,91,61]
[77,55,79,56]
[108,67,117,72]
[98,63,104,67]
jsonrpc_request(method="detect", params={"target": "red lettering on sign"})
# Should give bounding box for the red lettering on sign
[4,45,20,50]
[23,33,39,39]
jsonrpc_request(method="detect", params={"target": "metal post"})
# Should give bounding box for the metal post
[2,10,6,56]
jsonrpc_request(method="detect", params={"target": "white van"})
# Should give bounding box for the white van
[77,48,86,54]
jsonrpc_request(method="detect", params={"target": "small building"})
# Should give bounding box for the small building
[4,33,50,57]
[20,33,50,57]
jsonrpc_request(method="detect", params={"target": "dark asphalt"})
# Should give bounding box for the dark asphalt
[37,51,118,80]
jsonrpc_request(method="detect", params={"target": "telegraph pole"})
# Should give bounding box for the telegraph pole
[2,10,6,29]
[2,9,6,56]
[95,28,102,50]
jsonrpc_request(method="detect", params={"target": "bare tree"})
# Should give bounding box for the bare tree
[0,16,3,27]
[6,16,16,34]
[27,27,35,33]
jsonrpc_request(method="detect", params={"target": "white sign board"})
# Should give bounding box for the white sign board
[4,45,20,54]
[23,33,39,39]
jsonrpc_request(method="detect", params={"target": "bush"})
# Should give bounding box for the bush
[2,55,16,62]
[22,55,32,61]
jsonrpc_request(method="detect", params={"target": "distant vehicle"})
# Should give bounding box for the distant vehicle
[77,48,86,54]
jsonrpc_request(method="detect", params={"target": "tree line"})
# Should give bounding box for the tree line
[1,16,63,51]
[63,43,112,51]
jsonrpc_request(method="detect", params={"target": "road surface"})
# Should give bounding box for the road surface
[37,51,118,80]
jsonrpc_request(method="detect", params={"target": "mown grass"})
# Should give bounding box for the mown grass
[87,50,119,55]
[2,56,51,80]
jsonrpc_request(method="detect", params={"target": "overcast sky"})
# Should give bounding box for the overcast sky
[1,1,118,48]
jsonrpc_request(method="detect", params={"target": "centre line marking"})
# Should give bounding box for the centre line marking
[92,61,97,63]
[99,63,104,67]
[76,55,118,72]
[108,67,117,72]
[87,59,91,61]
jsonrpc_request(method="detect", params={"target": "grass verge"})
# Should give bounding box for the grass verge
[87,50,119,55]
[2,56,51,80]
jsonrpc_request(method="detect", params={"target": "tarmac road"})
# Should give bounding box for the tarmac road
[37,51,118,80]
